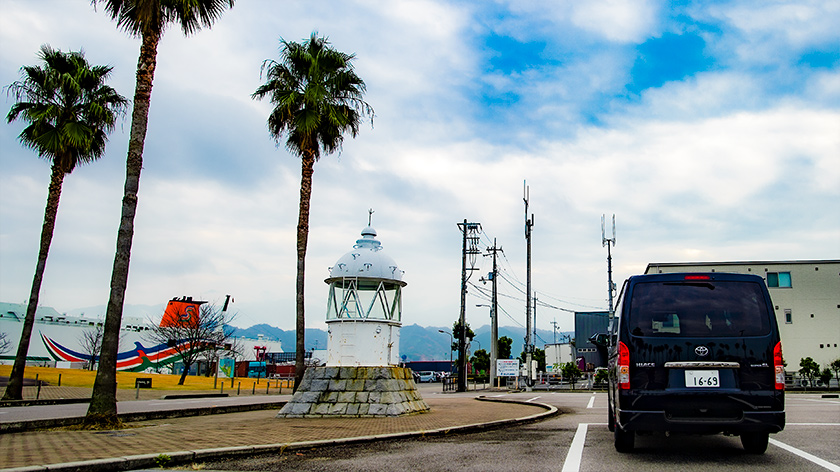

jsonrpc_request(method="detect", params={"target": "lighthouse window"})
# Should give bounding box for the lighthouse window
[326,279,402,322]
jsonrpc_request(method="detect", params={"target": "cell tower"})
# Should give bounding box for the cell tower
[524,182,535,386]
[602,214,617,319]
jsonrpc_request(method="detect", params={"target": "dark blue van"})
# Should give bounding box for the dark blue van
[607,272,785,453]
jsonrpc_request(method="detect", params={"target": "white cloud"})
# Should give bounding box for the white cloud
[570,0,659,43]
[499,0,659,43]
[718,0,840,46]
[702,1,840,67]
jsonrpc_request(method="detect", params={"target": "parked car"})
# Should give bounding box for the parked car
[416,371,436,382]
[607,272,785,454]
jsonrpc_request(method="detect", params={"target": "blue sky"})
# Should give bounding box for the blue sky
[0,0,838,335]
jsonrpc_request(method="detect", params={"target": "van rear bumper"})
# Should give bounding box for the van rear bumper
[617,408,785,434]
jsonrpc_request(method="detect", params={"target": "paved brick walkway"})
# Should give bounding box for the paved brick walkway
[10,382,286,402]
[1,394,548,470]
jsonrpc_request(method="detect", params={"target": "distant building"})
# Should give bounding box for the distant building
[573,311,610,370]
[645,260,839,368]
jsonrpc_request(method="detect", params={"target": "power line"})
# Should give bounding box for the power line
[534,290,605,310]
[535,299,576,314]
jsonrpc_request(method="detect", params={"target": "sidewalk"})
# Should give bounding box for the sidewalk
[1,390,557,471]
[2,380,287,403]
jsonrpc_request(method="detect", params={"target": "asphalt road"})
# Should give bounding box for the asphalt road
[200,390,840,472]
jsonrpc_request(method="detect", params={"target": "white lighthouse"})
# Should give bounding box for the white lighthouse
[277,216,429,418]
[325,224,405,366]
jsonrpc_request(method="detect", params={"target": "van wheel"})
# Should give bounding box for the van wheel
[741,432,769,454]
[608,404,615,432]
[614,426,634,453]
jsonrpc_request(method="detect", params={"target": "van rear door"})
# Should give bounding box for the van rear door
[622,274,781,407]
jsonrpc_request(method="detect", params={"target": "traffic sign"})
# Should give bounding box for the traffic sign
[497,359,520,377]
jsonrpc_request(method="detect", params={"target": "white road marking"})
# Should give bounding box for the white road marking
[586,393,596,409]
[786,423,840,426]
[147,399,211,406]
[795,398,840,405]
[771,438,840,472]
[525,396,541,403]
[560,422,839,472]
[561,423,588,472]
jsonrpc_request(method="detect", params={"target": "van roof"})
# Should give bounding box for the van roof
[628,272,765,283]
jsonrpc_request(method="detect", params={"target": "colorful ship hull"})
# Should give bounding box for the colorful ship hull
[39,332,193,372]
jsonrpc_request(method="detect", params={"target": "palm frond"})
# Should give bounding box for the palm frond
[252,32,373,161]
[6,45,128,174]
[92,0,234,37]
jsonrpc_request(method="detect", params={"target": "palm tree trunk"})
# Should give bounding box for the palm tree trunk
[294,151,316,391]
[86,29,159,426]
[2,163,65,401]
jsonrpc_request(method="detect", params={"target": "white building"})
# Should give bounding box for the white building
[645,260,839,368]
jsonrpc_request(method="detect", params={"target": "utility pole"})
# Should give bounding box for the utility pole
[602,215,617,325]
[458,219,481,393]
[483,240,502,387]
[533,294,538,354]
[524,182,534,386]
[551,318,559,344]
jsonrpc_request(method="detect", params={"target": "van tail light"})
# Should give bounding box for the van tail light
[618,341,631,390]
[774,341,785,390]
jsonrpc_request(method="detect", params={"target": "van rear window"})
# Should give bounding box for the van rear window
[627,281,771,337]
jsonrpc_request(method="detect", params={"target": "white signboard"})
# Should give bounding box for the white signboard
[497,359,520,377]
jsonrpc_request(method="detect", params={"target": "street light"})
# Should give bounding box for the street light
[438,329,453,374]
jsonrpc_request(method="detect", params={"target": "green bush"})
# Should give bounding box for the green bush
[799,357,820,387]
[561,362,582,388]
[819,368,833,387]
[594,369,609,386]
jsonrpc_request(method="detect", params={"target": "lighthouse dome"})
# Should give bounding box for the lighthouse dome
[327,226,405,284]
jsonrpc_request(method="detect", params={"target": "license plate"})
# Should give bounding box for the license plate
[685,370,720,388]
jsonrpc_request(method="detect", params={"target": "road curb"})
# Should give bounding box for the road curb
[1,396,558,471]
[0,398,91,408]
[0,401,286,434]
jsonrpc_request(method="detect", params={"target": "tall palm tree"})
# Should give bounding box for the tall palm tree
[86,0,234,426]
[2,45,127,401]
[252,33,373,390]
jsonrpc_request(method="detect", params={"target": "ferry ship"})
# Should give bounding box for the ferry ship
[0,298,282,373]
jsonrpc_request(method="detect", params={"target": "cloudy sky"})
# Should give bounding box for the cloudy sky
[1,0,838,336]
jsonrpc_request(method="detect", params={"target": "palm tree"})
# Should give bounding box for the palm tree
[252,33,373,390]
[86,0,234,426]
[2,45,127,401]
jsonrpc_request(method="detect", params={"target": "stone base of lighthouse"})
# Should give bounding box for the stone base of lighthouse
[277,366,430,418]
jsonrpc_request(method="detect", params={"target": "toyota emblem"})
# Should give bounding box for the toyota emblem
[695,345,709,357]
